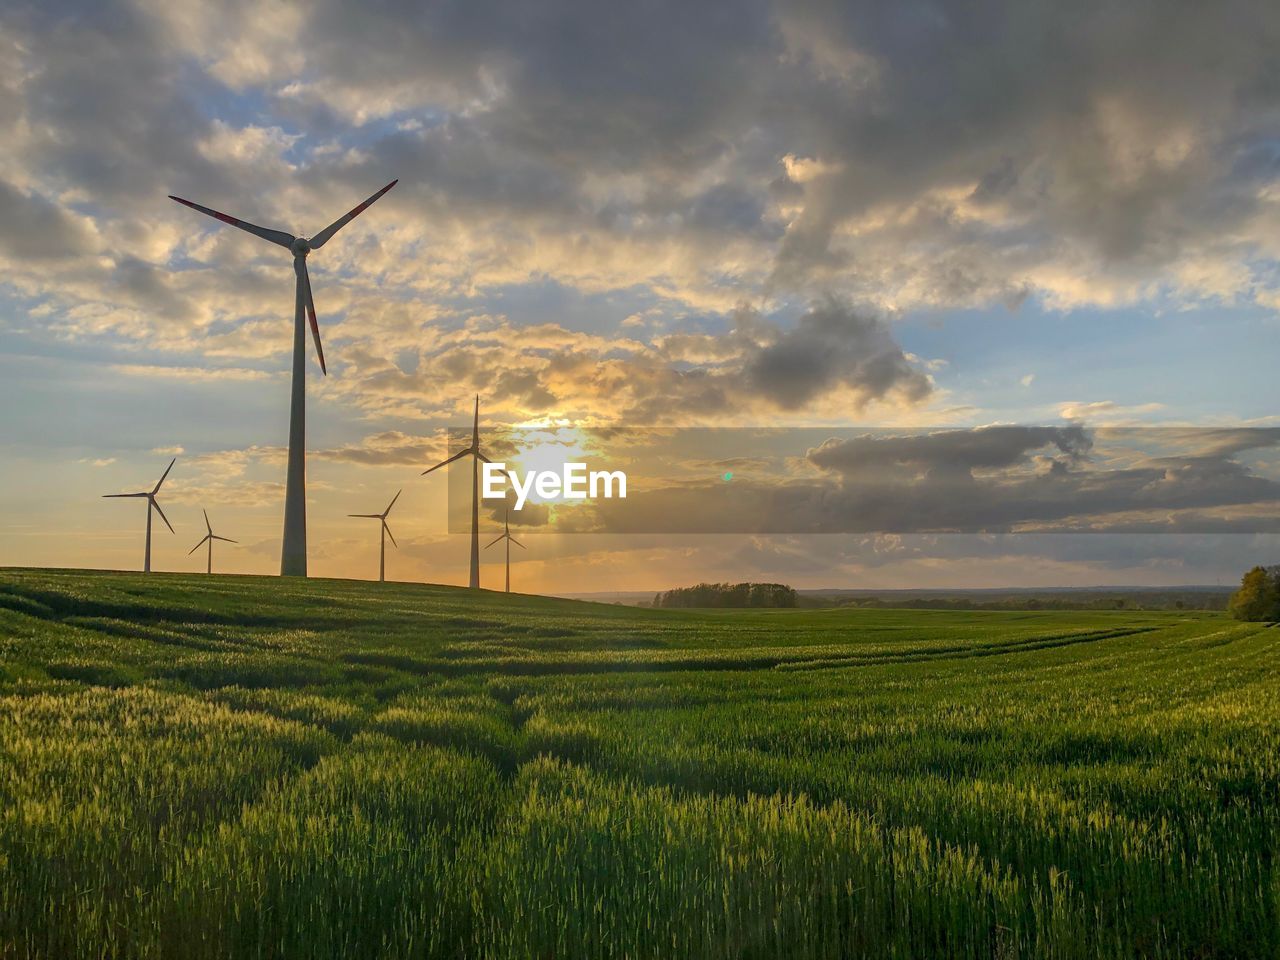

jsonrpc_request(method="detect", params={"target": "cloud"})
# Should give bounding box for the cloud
[549,424,1280,534]
[744,296,931,410]
[806,425,1092,476]
[111,364,276,382]
[0,179,99,260]
[5,0,1278,363]
[715,531,1280,586]
[1058,400,1166,422]
[326,297,932,423]
[313,431,437,466]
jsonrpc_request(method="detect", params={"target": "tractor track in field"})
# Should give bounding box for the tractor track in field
[339,626,1157,680]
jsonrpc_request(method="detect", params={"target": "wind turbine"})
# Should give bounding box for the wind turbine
[103,458,175,573]
[349,489,401,583]
[422,396,492,589]
[168,178,398,577]
[188,509,237,575]
[485,508,525,593]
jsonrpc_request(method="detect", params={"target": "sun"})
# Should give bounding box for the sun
[505,425,594,506]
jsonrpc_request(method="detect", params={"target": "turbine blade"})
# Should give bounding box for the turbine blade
[212,536,238,543]
[203,508,212,534]
[349,513,382,518]
[475,450,492,464]
[485,534,504,549]
[152,458,176,494]
[384,488,402,516]
[168,195,294,248]
[300,260,326,375]
[511,537,526,549]
[383,521,398,548]
[308,180,398,250]
[421,447,471,475]
[150,497,174,534]
[188,534,211,555]
[103,492,148,498]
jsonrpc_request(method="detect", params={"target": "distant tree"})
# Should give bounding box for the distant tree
[1228,566,1280,622]
[655,582,798,609]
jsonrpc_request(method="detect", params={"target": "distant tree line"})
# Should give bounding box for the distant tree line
[654,582,798,609]
[1228,566,1280,622]
[832,594,1227,612]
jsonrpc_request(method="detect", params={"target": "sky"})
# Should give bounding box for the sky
[1,0,1279,591]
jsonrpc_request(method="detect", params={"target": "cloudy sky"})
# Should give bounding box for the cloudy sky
[1,0,1279,590]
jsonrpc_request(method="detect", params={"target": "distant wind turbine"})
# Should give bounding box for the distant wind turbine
[188,509,237,575]
[103,458,175,573]
[168,178,398,578]
[485,508,525,593]
[422,396,492,589]
[349,489,401,583]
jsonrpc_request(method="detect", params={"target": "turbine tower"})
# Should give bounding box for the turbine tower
[422,396,491,589]
[485,508,525,593]
[188,509,237,575]
[349,489,401,583]
[103,458,175,573]
[169,179,397,577]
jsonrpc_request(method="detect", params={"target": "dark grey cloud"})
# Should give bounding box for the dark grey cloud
[303,0,779,170]
[7,2,232,211]
[108,257,193,320]
[551,425,1280,534]
[626,297,933,418]
[726,531,1280,578]
[745,297,932,410]
[807,425,1092,476]
[0,179,96,260]
[766,0,1280,295]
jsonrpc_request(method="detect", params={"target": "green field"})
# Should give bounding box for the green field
[0,568,1276,958]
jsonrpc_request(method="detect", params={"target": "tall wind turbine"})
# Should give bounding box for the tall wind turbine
[103,458,175,573]
[169,179,398,577]
[485,508,525,593]
[349,489,401,583]
[422,396,491,589]
[188,509,237,575]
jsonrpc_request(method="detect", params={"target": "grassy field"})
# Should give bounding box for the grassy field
[0,568,1276,958]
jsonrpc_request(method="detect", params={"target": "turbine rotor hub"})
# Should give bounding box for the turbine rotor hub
[291,237,312,256]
